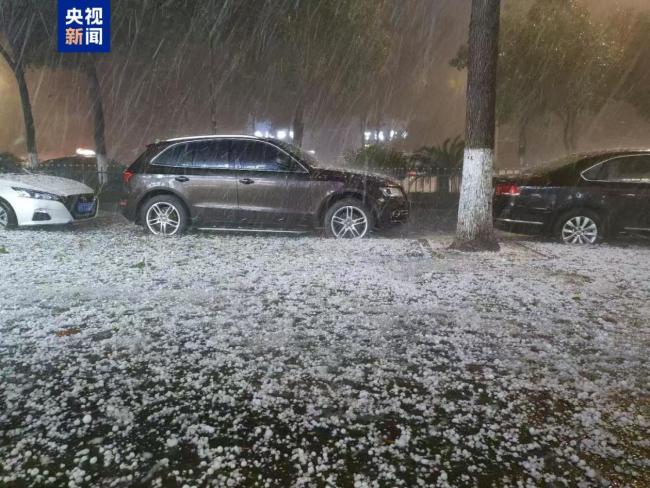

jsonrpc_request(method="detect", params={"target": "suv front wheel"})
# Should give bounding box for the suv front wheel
[142,195,189,236]
[324,199,373,239]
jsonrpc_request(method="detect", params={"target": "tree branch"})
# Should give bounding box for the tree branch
[0,43,16,71]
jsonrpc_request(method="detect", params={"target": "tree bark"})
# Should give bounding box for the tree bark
[86,59,108,186]
[292,100,305,148]
[518,115,529,168]
[0,44,39,168]
[451,0,501,252]
[561,109,577,154]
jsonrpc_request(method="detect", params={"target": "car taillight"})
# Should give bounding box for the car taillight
[495,183,520,196]
[122,169,134,185]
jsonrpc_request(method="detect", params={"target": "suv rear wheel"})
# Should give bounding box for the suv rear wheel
[142,195,189,236]
[324,198,373,239]
[555,209,603,245]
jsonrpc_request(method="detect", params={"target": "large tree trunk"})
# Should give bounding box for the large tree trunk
[292,100,305,148]
[10,61,38,168]
[561,109,577,154]
[86,60,108,186]
[0,42,38,169]
[451,0,501,252]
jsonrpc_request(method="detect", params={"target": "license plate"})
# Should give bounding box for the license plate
[76,201,96,214]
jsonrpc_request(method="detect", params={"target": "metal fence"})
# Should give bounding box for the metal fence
[380,168,521,194]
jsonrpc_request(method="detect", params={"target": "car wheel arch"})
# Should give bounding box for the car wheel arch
[318,191,376,227]
[0,196,14,211]
[553,206,608,241]
[136,189,191,223]
[0,196,17,227]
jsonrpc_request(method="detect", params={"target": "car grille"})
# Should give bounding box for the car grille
[64,193,98,219]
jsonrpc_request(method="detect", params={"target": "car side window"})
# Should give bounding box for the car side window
[187,140,232,169]
[582,162,606,181]
[599,156,650,183]
[152,143,192,167]
[231,141,298,172]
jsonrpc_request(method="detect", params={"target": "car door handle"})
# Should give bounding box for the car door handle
[240,178,254,185]
[175,176,189,182]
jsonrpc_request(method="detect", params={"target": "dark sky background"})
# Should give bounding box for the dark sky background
[1,0,649,167]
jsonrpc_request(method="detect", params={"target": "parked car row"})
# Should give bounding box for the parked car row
[0,136,410,238]
[2,140,650,243]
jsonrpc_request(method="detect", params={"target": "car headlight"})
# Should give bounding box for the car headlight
[12,187,63,201]
[380,186,404,198]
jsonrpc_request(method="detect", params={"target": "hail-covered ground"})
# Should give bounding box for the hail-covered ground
[1,218,649,487]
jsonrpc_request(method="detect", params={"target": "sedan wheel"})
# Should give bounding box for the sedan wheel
[0,207,8,228]
[330,205,369,239]
[146,202,182,236]
[0,201,15,230]
[561,215,599,244]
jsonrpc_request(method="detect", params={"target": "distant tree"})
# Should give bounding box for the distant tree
[452,0,623,159]
[261,0,390,147]
[178,1,267,133]
[414,136,464,194]
[525,1,622,154]
[31,0,183,184]
[451,0,501,252]
[610,13,650,124]
[51,54,110,183]
[0,1,48,168]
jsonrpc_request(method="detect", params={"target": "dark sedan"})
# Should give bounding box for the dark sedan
[121,135,409,237]
[494,150,650,244]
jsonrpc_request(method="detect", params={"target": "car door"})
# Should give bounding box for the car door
[150,140,239,225]
[582,154,650,230]
[231,139,312,228]
[605,155,650,230]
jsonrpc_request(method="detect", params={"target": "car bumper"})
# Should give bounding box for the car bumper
[120,198,138,222]
[13,195,98,226]
[493,196,551,234]
[376,197,410,227]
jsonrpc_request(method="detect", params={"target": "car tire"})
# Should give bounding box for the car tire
[554,209,604,245]
[141,195,189,236]
[0,200,16,230]
[324,198,374,239]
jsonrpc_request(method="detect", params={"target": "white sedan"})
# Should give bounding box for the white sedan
[0,161,98,229]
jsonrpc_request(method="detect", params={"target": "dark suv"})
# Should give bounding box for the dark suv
[121,135,409,237]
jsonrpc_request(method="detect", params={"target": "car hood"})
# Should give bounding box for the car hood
[312,167,400,186]
[1,174,94,196]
